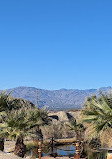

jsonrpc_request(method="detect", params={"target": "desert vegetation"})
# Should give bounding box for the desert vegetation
[0,90,112,158]
[82,91,112,148]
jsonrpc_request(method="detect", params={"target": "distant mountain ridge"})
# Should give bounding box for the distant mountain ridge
[0,86,112,110]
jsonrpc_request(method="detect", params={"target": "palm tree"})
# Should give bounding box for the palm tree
[82,92,112,136]
[0,91,36,152]
[0,91,12,151]
[0,108,50,157]
[0,91,13,112]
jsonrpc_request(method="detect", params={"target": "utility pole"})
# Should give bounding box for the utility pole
[51,137,54,155]
[36,88,39,108]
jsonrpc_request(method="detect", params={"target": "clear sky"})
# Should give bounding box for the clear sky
[0,0,112,90]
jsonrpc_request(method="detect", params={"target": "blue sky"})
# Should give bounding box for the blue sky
[0,0,112,90]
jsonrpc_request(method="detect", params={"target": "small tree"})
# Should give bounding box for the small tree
[66,118,85,142]
[66,119,86,158]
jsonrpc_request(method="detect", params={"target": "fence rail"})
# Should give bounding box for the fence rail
[37,138,80,159]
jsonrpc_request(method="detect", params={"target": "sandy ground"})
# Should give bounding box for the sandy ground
[0,152,83,159]
[0,151,73,159]
[0,151,22,159]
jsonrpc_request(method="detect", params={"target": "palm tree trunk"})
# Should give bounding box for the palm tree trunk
[14,136,26,158]
[0,138,4,151]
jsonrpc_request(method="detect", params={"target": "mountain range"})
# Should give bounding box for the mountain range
[0,86,112,110]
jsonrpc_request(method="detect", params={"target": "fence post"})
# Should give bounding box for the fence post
[75,140,80,159]
[107,150,112,159]
[38,141,42,159]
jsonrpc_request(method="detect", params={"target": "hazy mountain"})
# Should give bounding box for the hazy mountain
[1,86,112,110]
